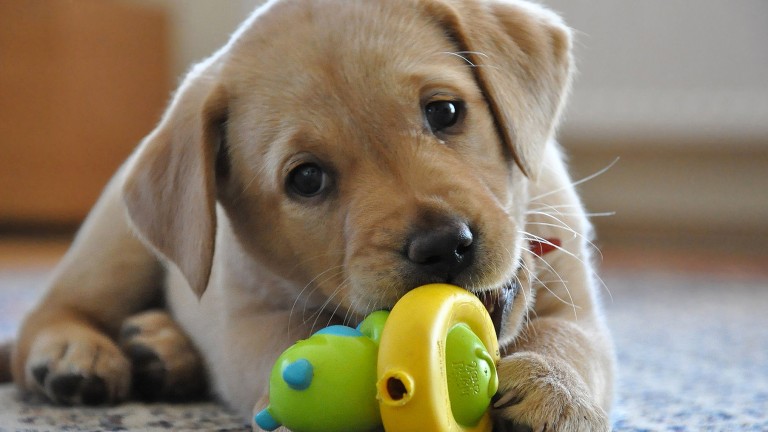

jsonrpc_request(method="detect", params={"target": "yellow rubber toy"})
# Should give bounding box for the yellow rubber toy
[376,284,500,432]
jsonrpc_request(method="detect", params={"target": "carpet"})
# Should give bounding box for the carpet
[1,265,766,431]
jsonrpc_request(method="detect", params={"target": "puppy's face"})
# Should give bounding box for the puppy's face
[124,0,572,337]
[218,1,527,317]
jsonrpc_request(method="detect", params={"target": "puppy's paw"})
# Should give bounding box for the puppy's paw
[119,310,207,401]
[492,352,609,432]
[25,325,131,405]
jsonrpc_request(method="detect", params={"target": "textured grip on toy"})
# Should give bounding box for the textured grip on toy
[377,284,499,432]
[254,284,499,432]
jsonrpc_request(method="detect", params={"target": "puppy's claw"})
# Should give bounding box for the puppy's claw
[492,391,524,409]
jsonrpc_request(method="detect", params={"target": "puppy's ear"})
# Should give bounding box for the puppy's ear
[122,61,228,298]
[426,0,573,179]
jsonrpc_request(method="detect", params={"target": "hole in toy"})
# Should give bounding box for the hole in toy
[386,377,407,401]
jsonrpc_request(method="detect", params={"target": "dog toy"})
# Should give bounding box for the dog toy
[254,284,499,432]
[253,312,386,432]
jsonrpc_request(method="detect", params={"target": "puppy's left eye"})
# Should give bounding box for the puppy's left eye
[287,163,328,197]
[425,100,464,133]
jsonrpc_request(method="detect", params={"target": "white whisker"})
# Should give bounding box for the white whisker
[437,51,503,71]
[531,157,619,202]
[288,265,344,328]
[306,286,341,333]
[527,205,616,219]
[526,218,604,262]
[521,232,581,266]
[519,233,581,318]
[441,51,477,67]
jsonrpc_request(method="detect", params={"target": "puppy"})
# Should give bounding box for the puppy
[12,0,615,430]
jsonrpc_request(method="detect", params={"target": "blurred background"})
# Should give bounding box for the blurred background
[1,0,767,270]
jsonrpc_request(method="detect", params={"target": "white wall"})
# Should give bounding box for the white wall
[540,0,768,146]
[128,0,264,80]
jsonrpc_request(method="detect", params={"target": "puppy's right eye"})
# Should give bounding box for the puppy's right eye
[287,163,328,197]
[425,100,464,133]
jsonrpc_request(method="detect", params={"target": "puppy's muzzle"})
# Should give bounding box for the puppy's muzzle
[405,216,475,283]
[401,214,517,338]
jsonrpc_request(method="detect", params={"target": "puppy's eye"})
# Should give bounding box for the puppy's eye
[425,100,463,133]
[287,163,328,197]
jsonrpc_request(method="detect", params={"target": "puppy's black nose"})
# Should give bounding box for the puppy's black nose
[406,219,475,282]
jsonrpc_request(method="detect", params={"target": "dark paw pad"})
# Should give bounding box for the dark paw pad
[80,376,108,405]
[49,373,108,405]
[124,344,166,401]
[32,364,49,387]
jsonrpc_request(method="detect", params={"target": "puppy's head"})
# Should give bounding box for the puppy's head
[123,0,572,333]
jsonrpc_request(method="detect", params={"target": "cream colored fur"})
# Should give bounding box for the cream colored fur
[13,1,614,430]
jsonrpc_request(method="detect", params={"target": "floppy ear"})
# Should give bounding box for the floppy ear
[122,60,228,298]
[425,0,573,179]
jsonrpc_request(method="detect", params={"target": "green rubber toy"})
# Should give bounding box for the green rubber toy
[254,284,498,432]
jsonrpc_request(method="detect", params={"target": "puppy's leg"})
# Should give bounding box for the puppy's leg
[492,244,613,431]
[13,175,163,405]
[489,145,614,431]
[119,310,207,401]
[493,318,612,432]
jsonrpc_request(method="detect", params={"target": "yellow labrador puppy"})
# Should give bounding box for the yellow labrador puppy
[12,0,614,430]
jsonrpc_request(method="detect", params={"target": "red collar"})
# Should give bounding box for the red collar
[529,238,561,256]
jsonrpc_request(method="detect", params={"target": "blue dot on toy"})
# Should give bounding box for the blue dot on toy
[282,359,313,390]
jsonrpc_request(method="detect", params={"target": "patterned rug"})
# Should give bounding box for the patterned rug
[1,265,766,431]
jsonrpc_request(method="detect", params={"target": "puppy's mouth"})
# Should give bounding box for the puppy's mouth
[475,280,518,338]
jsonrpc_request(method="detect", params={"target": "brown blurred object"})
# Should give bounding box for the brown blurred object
[0,0,170,227]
